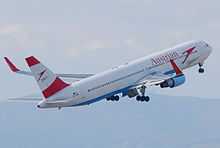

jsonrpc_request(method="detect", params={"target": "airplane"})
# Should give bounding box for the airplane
[4,40,212,109]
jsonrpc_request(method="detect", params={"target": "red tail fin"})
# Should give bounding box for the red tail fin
[25,56,70,99]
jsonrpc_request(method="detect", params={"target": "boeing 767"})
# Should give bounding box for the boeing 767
[4,40,212,109]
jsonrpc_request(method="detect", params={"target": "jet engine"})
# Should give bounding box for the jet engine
[160,74,185,88]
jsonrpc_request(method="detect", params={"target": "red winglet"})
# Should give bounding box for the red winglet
[170,59,182,75]
[25,56,40,67]
[4,57,20,72]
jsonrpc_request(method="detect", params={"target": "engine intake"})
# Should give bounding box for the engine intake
[160,74,185,88]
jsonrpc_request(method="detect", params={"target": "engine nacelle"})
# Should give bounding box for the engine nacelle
[160,74,185,88]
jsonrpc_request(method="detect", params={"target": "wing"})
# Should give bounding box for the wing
[134,72,172,88]
[4,57,94,79]
[135,59,183,87]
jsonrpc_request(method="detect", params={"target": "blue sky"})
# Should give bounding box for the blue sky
[0,0,220,147]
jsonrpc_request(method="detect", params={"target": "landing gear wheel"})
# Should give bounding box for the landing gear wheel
[106,97,113,101]
[198,63,205,74]
[136,96,141,101]
[140,97,145,102]
[106,95,120,101]
[115,95,119,101]
[199,68,204,73]
[144,96,150,102]
[136,96,150,102]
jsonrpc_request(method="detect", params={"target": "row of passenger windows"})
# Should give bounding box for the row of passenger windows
[88,69,144,92]
[87,55,185,93]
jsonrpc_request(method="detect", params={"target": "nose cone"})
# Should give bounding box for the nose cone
[204,41,213,56]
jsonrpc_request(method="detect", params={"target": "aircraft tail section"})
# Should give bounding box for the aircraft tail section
[25,56,70,99]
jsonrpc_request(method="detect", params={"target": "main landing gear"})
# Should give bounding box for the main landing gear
[198,63,205,74]
[136,85,150,102]
[106,95,120,101]
[106,85,150,102]
[136,95,150,102]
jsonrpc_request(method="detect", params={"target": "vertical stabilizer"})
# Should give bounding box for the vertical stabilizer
[25,56,70,99]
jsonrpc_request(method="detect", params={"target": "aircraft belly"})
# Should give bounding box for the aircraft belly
[74,69,145,106]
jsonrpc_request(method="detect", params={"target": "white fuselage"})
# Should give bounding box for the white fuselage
[38,40,212,108]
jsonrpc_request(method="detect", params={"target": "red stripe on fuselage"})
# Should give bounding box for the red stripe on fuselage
[170,59,183,75]
[26,56,40,67]
[42,77,70,98]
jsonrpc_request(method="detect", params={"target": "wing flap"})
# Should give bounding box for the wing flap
[135,73,171,87]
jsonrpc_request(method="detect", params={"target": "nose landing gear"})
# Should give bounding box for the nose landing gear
[198,63,205,73]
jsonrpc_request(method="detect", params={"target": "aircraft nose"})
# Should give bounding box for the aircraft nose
[204,41,212,55]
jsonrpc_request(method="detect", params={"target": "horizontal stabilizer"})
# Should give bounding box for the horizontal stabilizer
[4,57,94,78]
[8,97,42,102]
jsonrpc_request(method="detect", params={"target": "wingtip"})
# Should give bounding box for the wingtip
[4,57,20,72]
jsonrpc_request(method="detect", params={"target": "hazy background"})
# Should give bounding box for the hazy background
[0,0,219,147]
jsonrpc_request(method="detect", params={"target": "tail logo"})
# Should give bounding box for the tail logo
[37,69,47,82]
[182,47,196,64]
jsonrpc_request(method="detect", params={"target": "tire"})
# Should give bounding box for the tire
[140,97,145,102]
[115,96,119,101]
[110,97,114,101]
[199,68,204,73]
[144,96,150,102]
[136,96,141,101]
